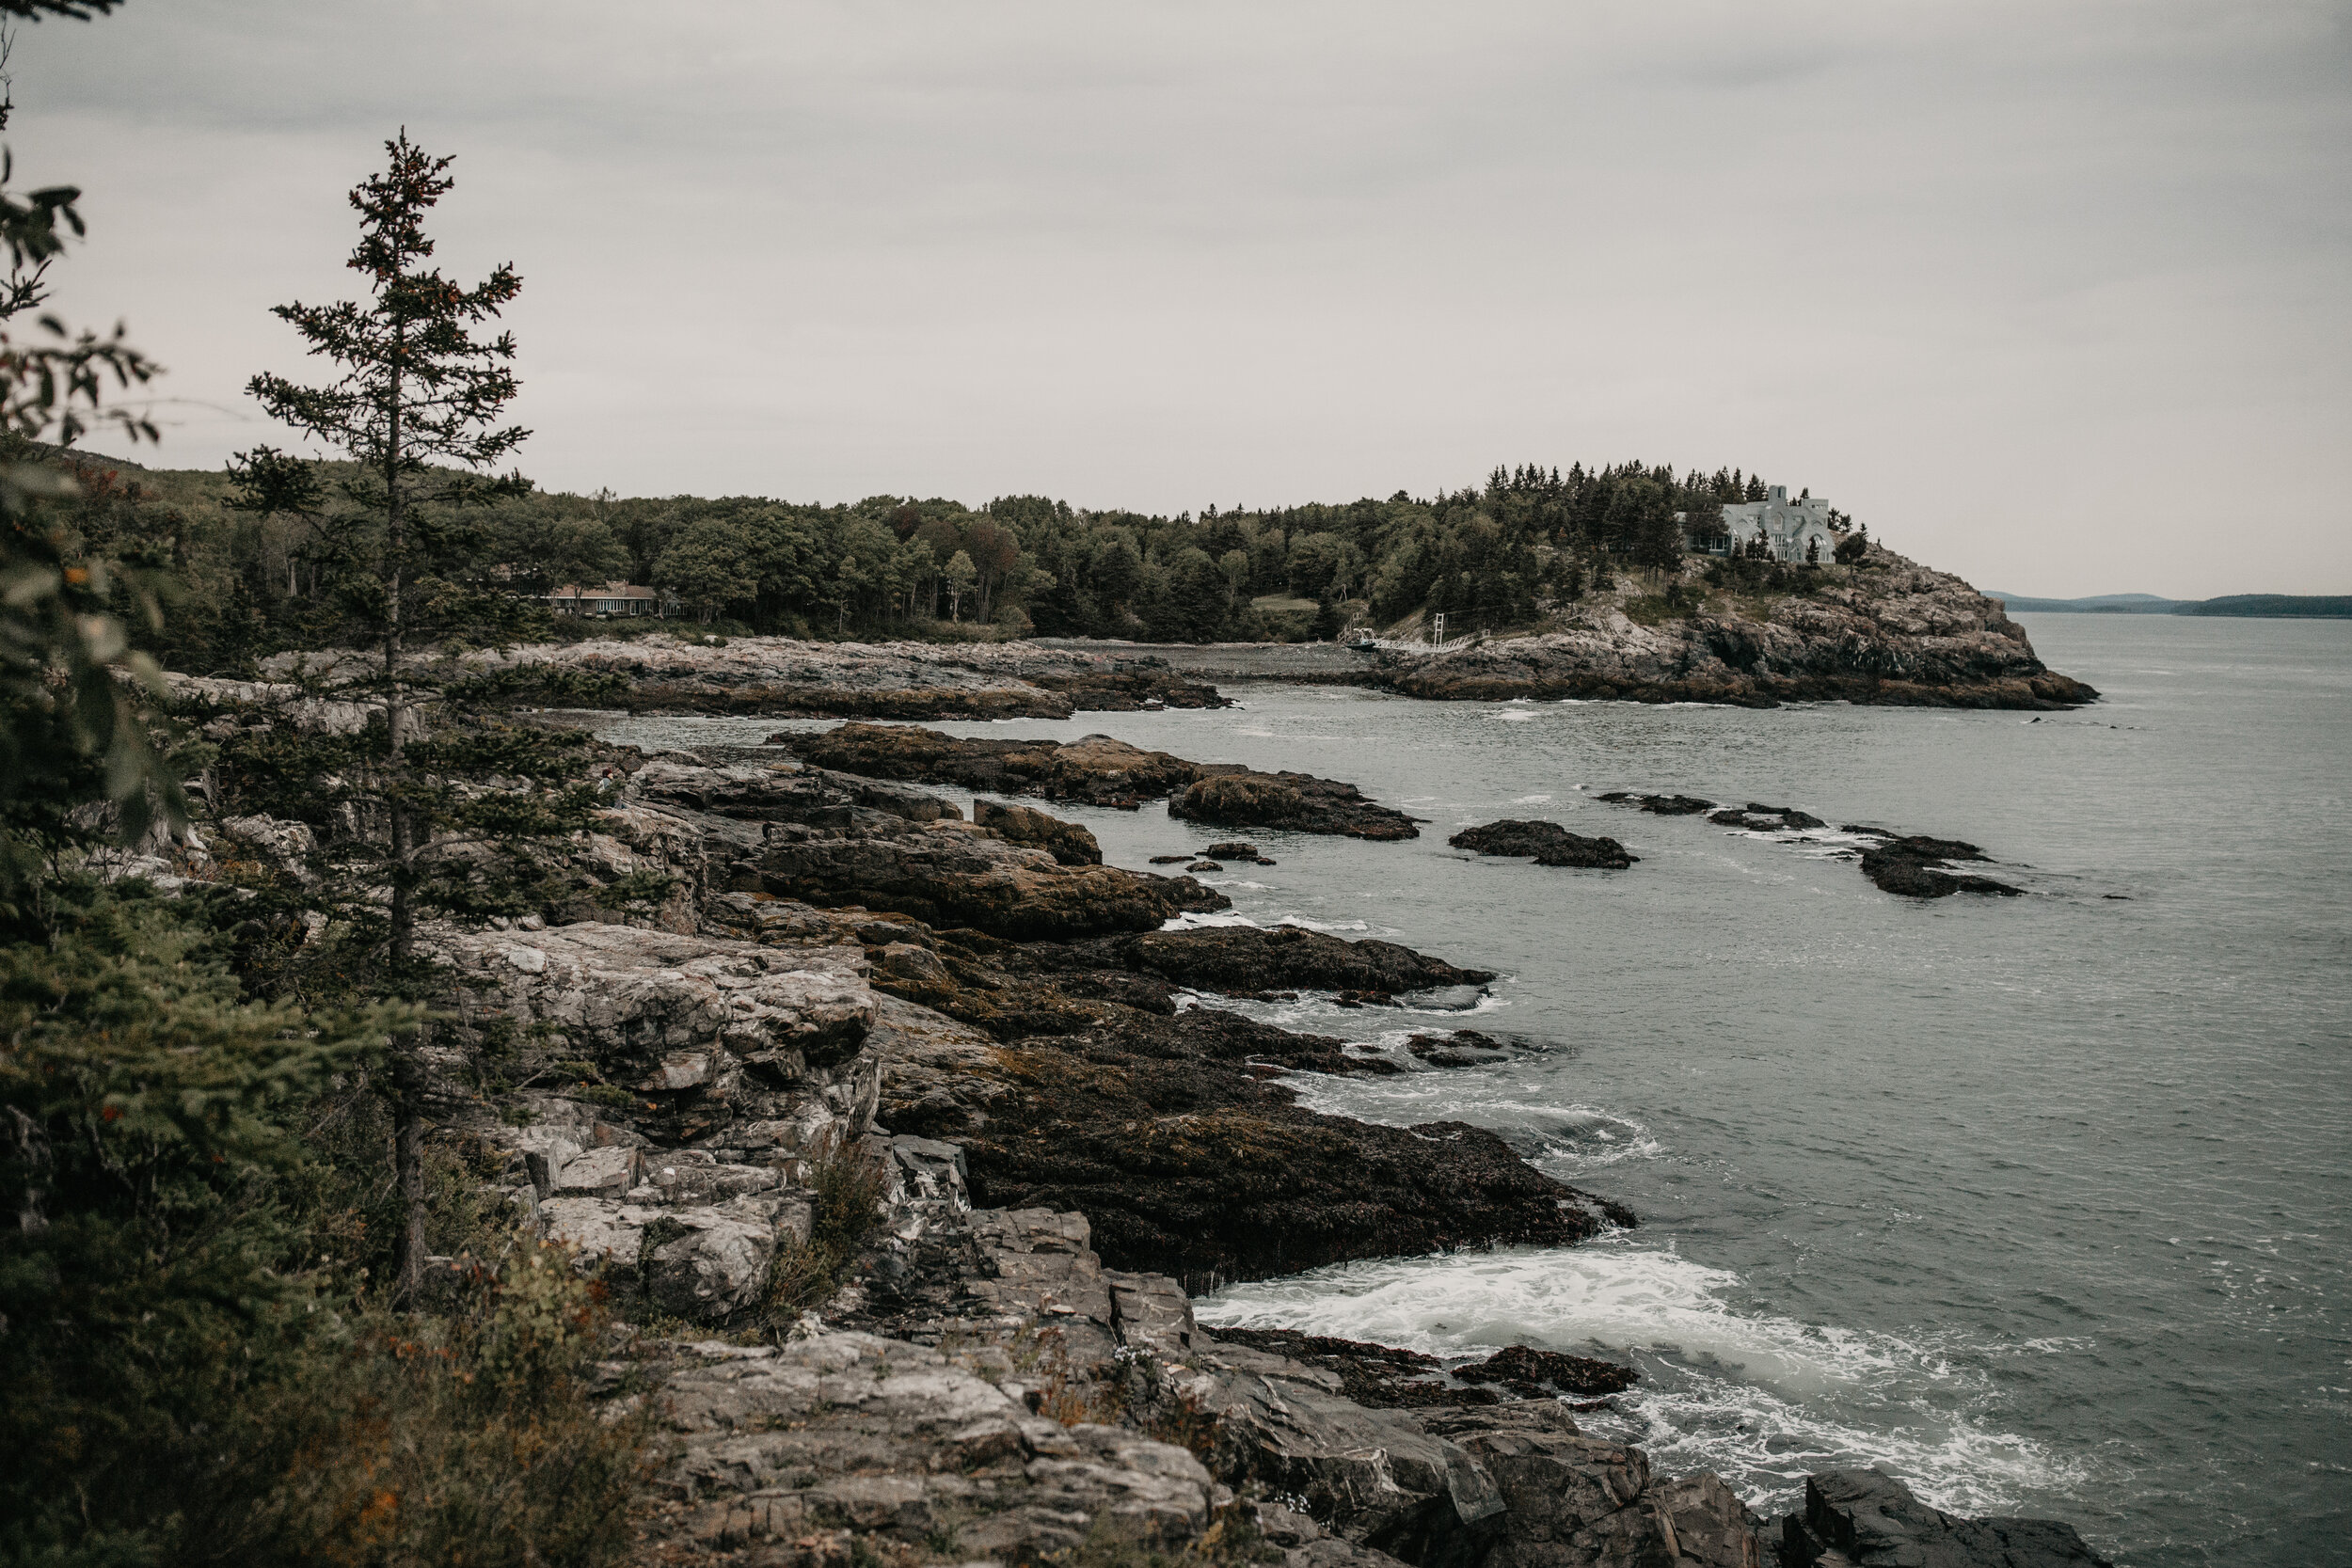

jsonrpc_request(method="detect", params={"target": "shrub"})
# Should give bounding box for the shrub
[220,1237,654,1568]
[760,1146,887,1329]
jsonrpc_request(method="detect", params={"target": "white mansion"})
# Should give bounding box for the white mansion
[1680,486,1841,563]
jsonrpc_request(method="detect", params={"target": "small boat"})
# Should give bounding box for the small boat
[1345,634,1378,652]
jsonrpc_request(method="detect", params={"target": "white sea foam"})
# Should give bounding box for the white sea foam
[1292,1073,1663,1168]
[1198,1239,2089,1518]
[1159,911,1377,937]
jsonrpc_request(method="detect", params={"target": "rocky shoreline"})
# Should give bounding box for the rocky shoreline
[188,684,2108,1564]
[307,546,2097,726]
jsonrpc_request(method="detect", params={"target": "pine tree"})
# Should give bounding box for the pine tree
[239,133,602,1305]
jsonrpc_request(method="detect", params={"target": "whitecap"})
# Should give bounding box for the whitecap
[1197,1240,2090,1519]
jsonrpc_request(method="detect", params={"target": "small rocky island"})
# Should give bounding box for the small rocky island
[1365,541,2095,710]
[1450,819,1638,869]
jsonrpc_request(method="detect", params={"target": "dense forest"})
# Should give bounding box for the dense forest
[74,452,1825,675]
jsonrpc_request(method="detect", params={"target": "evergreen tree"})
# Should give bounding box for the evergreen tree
[239,133,600,1305]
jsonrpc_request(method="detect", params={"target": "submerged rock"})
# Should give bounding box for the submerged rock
[1451,1343,1640,1398]
[1201,1326,1499,1410]
[1449,819,1637,869]
[1407,1030,1516,1069]
[1856,833,2022,898]
[1708,801,1827,831]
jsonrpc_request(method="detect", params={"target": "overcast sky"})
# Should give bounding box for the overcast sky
[15,1,2350,597]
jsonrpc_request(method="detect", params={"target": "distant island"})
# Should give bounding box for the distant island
[1991,591,2352,619]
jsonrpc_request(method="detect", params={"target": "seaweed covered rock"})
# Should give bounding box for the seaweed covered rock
[1452,1343,1640,1399]
[1449,820,1636,870]
[1169,770,1421,841]
[1708,802,1827,831]
[1596,791,1716,816]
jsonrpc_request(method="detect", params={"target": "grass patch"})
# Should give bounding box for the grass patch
[761,1146,889,1330]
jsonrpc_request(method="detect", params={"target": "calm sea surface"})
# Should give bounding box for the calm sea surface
[600,613,2352,1567]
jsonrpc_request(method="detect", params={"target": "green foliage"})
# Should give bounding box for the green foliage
[0,879,410,1566]
[0,32,645,1568]
[207,1241,650,1568]
[760,1146,885,1327]
[98,454,1830,657]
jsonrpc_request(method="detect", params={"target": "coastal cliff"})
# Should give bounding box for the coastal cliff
[1369,543,2097,709]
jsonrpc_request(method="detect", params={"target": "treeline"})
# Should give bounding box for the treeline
[82,456,1815,674]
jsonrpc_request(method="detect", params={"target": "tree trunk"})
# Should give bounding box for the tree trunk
[383,345,430,1309]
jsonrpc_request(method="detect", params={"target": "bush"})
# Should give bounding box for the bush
[220,1238,653,1568]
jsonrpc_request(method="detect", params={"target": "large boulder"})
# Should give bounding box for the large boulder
[434,922,878,1096]
[425,924,887,1327]
[633,1330,1218,1565]
[1422,1405,1762,1568]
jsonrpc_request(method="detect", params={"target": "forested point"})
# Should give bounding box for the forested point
[49,451,1854,672]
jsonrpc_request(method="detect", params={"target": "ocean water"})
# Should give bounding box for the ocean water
[600,614,2352,1567]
